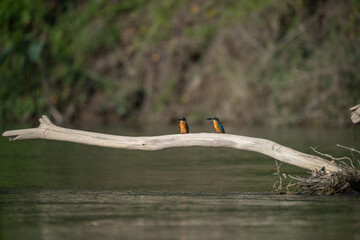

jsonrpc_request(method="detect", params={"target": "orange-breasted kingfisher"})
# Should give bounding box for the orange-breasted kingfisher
[178,117,189,134]
[206,117,225,133]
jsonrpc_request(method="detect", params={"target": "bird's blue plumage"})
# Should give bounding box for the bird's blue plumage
[216,121,225,133]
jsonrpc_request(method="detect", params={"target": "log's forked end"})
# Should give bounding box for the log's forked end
[2,129,14,137]
[2,115,54,141]
[8,136,19,141]
[2,131,20,141]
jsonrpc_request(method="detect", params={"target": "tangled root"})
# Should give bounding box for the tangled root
[291,169,360,195]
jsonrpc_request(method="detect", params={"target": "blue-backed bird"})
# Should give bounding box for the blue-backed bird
[206,117,225,133]
[178,117,189,134]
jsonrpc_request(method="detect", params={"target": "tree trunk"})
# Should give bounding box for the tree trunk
[2,115,343,173]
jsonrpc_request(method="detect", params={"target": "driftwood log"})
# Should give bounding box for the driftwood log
[350,104,360,124]
[2,115,343,173]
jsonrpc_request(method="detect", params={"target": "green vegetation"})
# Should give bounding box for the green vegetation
[0,0,359,125]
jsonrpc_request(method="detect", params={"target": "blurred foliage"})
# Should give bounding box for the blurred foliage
[0,0,146,124]
[0,0,359,126]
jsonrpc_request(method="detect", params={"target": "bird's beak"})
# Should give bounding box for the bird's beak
[206,118,212,120]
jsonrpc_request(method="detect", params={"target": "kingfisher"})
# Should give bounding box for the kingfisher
[206,117,225,134]
[178,117,189,134]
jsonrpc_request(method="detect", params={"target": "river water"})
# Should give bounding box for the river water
[1,124,359,239]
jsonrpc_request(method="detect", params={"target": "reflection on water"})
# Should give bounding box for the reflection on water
[0,125,359,239]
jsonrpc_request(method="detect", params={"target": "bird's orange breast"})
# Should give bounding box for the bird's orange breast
[213,121,222,133]
[180,121,188,134]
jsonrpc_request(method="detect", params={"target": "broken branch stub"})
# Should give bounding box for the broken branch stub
[2,115,343,173]
[350,104,360,124]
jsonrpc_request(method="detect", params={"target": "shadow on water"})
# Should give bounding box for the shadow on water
[0,125,359,239]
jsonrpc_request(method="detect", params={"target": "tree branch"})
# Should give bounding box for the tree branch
[2,115,343,173]
[336,144,360,154]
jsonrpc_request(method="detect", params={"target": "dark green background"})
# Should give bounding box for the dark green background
[1,0,359,126]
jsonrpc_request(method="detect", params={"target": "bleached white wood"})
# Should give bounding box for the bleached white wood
[2,115,343,173]
[350,104,360,124]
